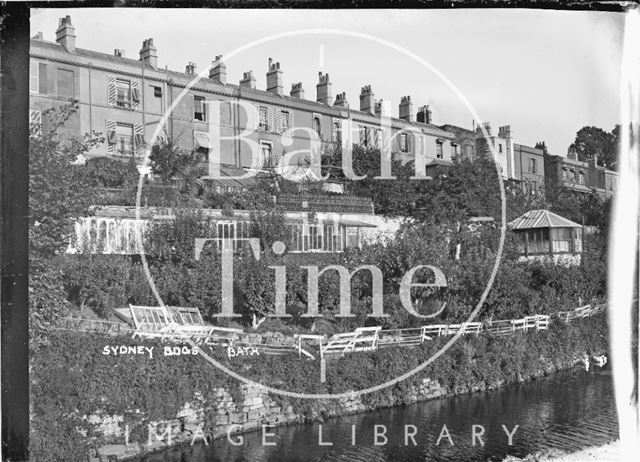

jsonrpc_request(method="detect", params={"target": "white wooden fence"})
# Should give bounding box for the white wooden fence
[55,302,607,359]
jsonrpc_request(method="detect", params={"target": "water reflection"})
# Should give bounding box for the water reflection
[142,369,617,462]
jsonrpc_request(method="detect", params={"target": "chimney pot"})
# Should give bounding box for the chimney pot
[290,82,305,99]
[334,92,349,108]
[399,95,413,122]
[209,55,227,84]
[416,105,432,124]
[359,85,374,114]
[316,72,332,104]
[240,71,256,90]
[498,125,512,139]
[185,62,197,75]
[266,58,283,96]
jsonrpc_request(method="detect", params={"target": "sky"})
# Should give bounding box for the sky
[30,8,625,155]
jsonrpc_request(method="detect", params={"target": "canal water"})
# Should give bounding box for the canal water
[143,368,618,462]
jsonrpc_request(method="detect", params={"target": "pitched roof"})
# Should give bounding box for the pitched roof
[509,209,582,230]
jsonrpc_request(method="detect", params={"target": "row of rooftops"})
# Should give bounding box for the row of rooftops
[31,16,451,139]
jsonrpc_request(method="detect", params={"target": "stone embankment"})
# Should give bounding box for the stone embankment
[92,378,447,461]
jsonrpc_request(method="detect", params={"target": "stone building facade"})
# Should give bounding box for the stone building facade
[543,144,617,198]
[30,16,455,176]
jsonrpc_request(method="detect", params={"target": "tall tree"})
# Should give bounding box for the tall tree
[148,136,202,184]
[29,102,102,257]
[570,125,618,169]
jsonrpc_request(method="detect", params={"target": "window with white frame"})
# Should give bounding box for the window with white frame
[332,121,341,143]
[259,106,268,131]
[287,223,347,253]
[529,158,537,174]
[261,141,273,168]
[194,96,207,121]
[115,123,134,156]
[436,141,443,159]
[281,110,291,132]
[313,115,321,137]
[216,222,236,251]
[400,133,408,153]
[116,79,132,108]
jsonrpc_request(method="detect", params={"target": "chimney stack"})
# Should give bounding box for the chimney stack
[33,32,43,41]
[266,58,283,96]
[209,55,227,84]
[55,16,76,52]
[316,72,332,104]
[399,96,413,122]
[498,125,512,140]
[416,105,432,124]
[291,82,305,99]
[334,92,348,108]
[185,62,197,75]
[359,85,374,114]
[240,71,256,90]
[535,141,548,155]
[481,122,492,136]
[114,49,125,58]
[375,99,390,117]
[139,38,158,69]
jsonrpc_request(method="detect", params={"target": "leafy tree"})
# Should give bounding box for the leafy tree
[61,255,131,319]
[249,208,287,252]
[570,125,618,169]
[84,156,139,189]
[148,136,202,184]
[145,207,215,266]
[413,154,501,223]
[505,179,550,222]
[29,102,103,257]
[322,145,417,216]
[29,260,72,351]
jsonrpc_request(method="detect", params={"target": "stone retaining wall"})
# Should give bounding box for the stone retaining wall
[91,377,448,461]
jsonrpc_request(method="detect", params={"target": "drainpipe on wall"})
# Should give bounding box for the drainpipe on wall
[88,62,93,135]
[141,60,146,139]
[236,87,241,167]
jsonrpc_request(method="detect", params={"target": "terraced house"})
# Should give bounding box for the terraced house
[440,122,546,194]
[30,16,456,179]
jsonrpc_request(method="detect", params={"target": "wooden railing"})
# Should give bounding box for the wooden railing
[557,304,605,322]
[54,302,606,359]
